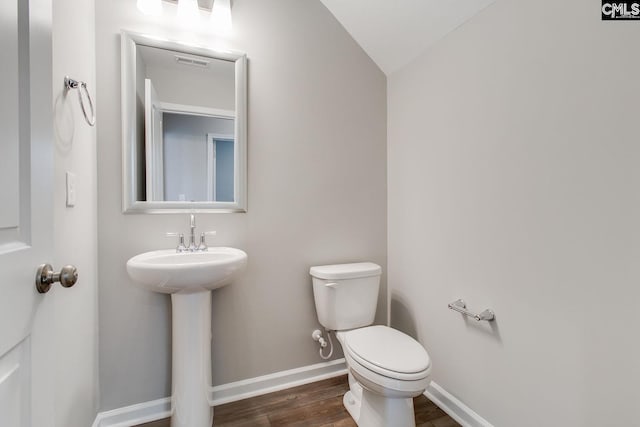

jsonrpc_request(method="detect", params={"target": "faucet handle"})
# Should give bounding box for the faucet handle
[166,232,187,252]
[197,231,217,251]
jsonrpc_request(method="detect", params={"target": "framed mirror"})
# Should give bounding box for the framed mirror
[121,31,247,213]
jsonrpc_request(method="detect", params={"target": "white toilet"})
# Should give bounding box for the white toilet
[310,262,431,427]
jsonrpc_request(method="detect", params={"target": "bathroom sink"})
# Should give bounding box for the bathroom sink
[126,217,248,426]
[126,247,247,294]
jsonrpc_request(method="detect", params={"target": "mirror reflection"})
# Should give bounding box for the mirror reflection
[135,45,236,203]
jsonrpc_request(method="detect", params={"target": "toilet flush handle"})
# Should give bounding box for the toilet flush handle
[325,282,338,289]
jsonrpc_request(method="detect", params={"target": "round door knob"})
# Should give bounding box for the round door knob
[35,264,78,293]
[58,265,78,288]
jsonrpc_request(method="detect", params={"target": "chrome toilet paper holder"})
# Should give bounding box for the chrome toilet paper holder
[448,299,495,322]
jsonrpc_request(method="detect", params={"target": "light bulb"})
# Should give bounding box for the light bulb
[136,0,162,16]
[177,0,200,23]
[211,0,233,35]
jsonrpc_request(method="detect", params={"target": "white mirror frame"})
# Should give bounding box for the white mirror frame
[121,31,247,213]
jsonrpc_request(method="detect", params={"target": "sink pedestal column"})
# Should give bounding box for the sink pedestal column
[170,292,213,427]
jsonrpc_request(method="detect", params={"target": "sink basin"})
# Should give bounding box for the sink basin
[126,247,248,294]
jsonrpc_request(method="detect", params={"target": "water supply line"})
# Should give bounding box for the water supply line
[312,329,334,360]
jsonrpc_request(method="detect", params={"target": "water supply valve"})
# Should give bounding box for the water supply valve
[312,329,333,360]
[312,329,327,347]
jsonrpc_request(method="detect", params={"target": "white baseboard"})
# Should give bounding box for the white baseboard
[92,358,347,427]
[91,397,171,427]
[209,357,347,405]
[92,362,493,427]
[425,382,493,427]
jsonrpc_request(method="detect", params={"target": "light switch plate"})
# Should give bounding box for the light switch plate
[66,172,76,207]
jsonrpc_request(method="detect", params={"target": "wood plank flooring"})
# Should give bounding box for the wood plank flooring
[136,375,459,427]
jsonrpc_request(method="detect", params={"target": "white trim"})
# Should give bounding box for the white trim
[144,79,164,202]
[206,138,216,201]
[91,397,171,427]
[207,132,234,141]
[92,359,347,427]
[206,132,235,202]
[209,358,347,406]
[159,102,234,119]
[425,381,493,427]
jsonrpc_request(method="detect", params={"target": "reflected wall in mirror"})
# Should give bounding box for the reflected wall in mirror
[121,31,247,213]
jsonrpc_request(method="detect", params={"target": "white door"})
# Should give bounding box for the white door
[0,0,55,425]
[145,78,165,201]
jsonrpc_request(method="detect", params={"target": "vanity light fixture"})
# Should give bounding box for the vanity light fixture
[137,0,163,16]
[137,0,233,34]
[177,0,200,23]
[211,0,233,35]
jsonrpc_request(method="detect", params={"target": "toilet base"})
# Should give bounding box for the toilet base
[343,371,363,422]
[343,391,360,423]
[343,379,416,427]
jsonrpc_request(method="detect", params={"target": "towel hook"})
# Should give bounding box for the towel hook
[64,76,95,127]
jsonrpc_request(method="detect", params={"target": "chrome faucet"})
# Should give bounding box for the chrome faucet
[168,214,216,253]
[188,214,197,251]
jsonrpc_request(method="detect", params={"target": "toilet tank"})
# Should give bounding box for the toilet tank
[310,262,381,331]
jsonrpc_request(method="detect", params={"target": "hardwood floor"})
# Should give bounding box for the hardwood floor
[136,375,459,427]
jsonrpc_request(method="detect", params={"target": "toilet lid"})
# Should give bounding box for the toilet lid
[344,325,430,375]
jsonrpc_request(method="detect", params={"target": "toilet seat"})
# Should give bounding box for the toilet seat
[344,325,431,382]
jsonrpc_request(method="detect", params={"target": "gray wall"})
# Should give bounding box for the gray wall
[162,113,233,201]
[52,0,99,425]
[97,0,386,411]
[146,62,235,111]
[388,0,640,425]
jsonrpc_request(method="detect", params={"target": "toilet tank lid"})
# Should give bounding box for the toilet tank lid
[309,262,381,280]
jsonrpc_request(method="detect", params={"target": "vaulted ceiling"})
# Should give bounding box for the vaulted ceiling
[320,0,496,75]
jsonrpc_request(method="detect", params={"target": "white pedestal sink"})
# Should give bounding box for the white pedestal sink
[126,248,247,427]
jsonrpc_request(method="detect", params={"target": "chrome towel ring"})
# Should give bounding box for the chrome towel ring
[64,76,95,127]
